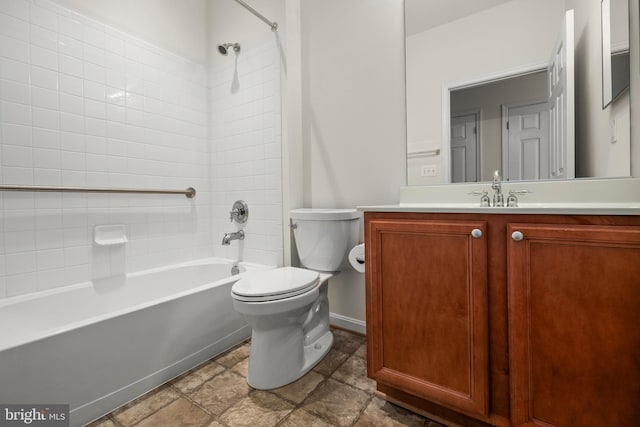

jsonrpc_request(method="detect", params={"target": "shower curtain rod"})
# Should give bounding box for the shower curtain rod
[233,0,278,31]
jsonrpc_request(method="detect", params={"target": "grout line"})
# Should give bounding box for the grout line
[349,394,374,427]
[121,385,181,427]
[167,381,219,426]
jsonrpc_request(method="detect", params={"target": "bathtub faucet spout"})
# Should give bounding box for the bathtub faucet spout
[222,230,245,245]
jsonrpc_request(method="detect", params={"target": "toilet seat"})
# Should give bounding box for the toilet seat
[231,267,319,302]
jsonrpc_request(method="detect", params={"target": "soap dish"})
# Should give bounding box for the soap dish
[94,224,128,246]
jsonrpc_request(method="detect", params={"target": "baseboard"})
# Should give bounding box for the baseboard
[330,312,366,335]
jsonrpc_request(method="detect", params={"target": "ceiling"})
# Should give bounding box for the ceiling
[404,0,514,36]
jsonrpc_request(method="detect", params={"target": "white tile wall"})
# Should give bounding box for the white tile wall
[0,0,212,298]
[210,42,283,267]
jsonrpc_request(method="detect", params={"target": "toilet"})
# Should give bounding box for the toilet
[230,208,360,390]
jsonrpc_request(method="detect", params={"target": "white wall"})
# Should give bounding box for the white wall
[0,0,210,298]
[298,0,406,323]
[208,0,286,267]
[406,0,567,185]
[300,0,406,208]
[51,0,209,64]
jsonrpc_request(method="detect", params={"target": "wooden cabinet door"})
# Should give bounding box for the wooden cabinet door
[507,223,640,427]
[366,218,489,417]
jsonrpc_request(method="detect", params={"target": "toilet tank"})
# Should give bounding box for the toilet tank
[290,208,360,272]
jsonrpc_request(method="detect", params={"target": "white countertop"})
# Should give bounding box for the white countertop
[358,203,640,215]
[358,178,640,216]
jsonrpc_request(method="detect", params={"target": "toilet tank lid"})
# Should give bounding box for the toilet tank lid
[290,208,360,221]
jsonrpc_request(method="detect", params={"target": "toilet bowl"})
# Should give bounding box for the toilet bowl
[231,267,332,389]
[230,208,360,390]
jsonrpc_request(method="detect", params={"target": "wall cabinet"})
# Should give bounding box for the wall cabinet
[365,212,640,427]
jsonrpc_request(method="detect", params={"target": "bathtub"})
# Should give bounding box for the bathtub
[0,258,269,427]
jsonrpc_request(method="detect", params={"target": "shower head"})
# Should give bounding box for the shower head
[218,43,241,55]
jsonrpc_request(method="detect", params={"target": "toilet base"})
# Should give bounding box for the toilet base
[247,329,333,390]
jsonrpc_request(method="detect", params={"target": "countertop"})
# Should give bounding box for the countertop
[358,203,640,216]
[358,178,640,216]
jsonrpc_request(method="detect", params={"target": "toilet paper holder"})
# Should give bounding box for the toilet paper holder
[348,243,366,273]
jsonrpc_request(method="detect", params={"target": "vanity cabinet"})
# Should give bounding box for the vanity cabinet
[366,218,489,417]
[365,212,640,427]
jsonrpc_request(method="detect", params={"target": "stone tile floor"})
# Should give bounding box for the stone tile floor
[88,329,446,427]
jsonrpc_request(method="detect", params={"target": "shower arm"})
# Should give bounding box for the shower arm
[233,0,278,31]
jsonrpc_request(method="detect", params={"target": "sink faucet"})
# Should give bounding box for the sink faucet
[492,170,504,207]
[470,171,531,207]
[222,230,244,245]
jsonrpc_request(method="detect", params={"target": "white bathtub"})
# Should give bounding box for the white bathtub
[0,258,269,427]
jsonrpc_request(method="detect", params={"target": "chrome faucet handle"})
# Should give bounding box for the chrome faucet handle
[469,190,491,207]
[506,189,532,207]
[229,200,249,223]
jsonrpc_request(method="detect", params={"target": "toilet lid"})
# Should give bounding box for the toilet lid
[231,267,319,301]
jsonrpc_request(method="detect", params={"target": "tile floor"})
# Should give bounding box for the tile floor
[88,329,446,427]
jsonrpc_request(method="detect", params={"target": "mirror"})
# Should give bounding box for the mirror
[406,0,632,185]
[602,0,630,108]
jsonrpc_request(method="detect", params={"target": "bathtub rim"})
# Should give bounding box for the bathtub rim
[0,257,273,353]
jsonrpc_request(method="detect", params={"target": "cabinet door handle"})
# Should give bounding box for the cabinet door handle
[471,228,483,239]
[512,231,524,241]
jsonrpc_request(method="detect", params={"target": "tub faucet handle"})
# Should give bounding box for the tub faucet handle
[229,200,249,223]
